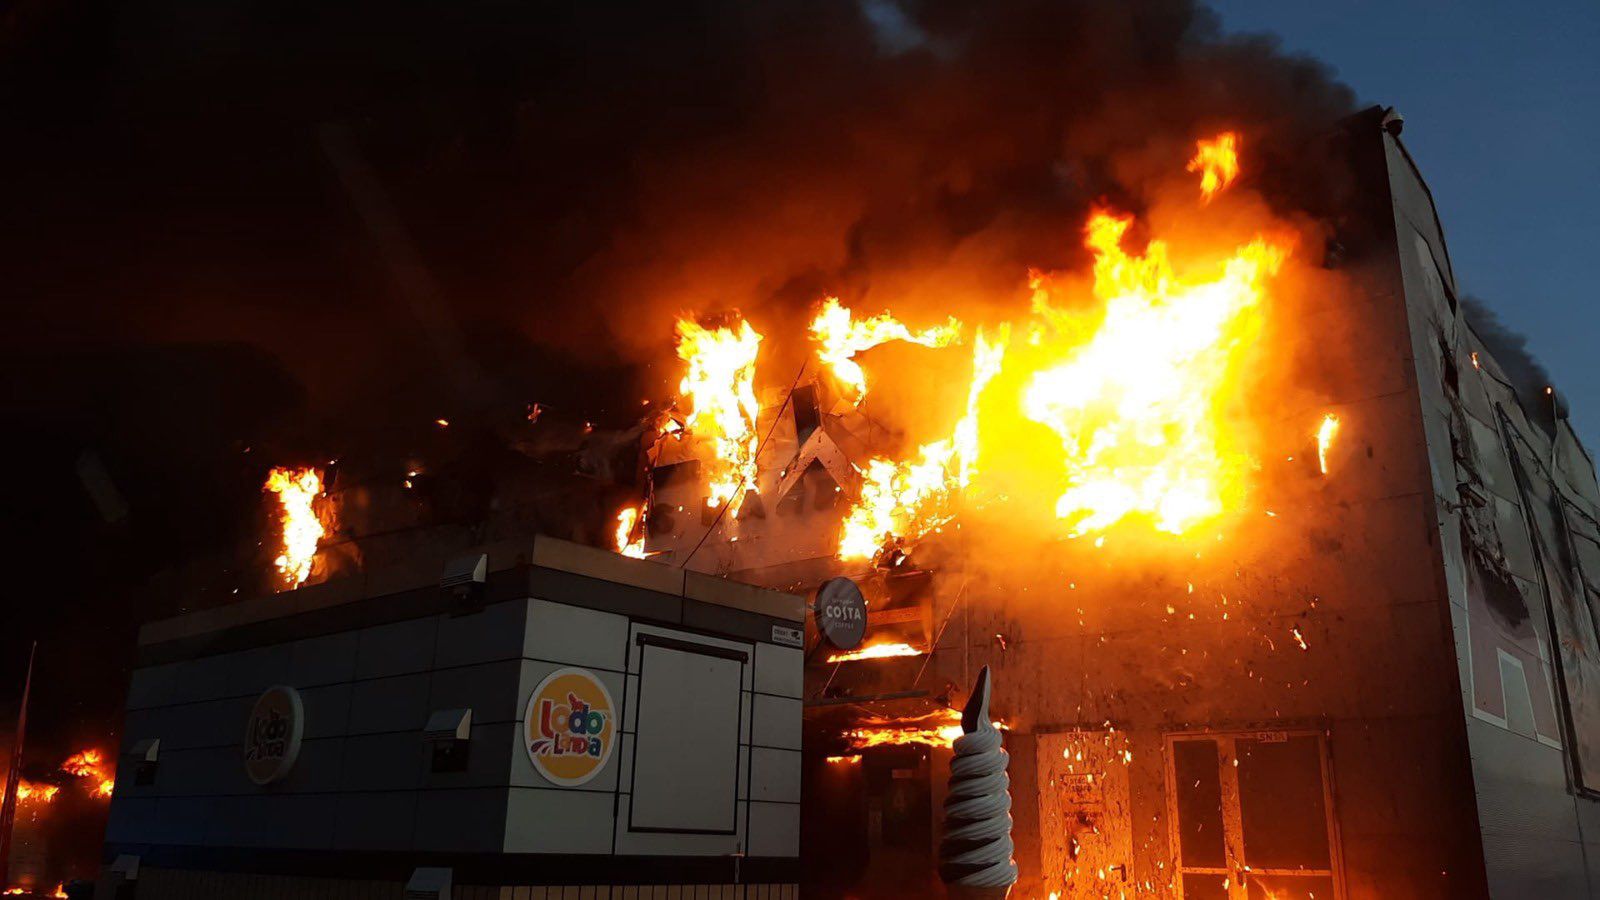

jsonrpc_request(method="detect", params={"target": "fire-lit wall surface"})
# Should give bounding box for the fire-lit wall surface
[101,536,803,898]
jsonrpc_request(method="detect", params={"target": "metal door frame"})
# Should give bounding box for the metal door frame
[1162,729,1347,900]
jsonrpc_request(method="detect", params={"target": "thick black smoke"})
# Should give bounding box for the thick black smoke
[1461,296,1557,430]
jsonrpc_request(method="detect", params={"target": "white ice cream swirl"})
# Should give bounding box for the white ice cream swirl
[939,666,1018,889]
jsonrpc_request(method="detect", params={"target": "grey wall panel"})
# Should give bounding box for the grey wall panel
[278,736,346,794]
[126,663,180,710]
[149,797,214,846]
[612,795,743,857]
[746,800,800,858]
[434,599,526,669]
[163,696,252,751]
[160,745,246,797]
[118,705,172,756]
[354,617,439,680]
[224,642,294,697]
[345,673,430,735]
[287,631,360,688]
[103,796,159,844]
[525,599,629,672]
[502,786,616,854]
[339,732,425,792]
[331,791,419,851]
[420,721,517,790]
[412,787,508,852]
[169,655,234,704]
[1467,717,1589,896]
[753,643,803,699]
[207,795,338,850]
[749,747,800,804]
[428,659,524,725]
[299,682,353,739]
[750,695,801,750]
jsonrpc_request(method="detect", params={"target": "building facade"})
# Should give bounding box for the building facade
[102,536,804,898]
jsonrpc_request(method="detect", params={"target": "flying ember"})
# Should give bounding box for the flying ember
[1187,131,1241,201]
[675,317,763,514]
[264,466,326,588]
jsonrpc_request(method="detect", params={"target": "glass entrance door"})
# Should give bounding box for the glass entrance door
[1165,731,1344,900]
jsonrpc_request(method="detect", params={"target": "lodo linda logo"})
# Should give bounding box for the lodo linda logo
[523,667,616,786]
[243,685,304,785]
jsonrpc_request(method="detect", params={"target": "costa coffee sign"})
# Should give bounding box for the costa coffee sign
[816,577,867,651]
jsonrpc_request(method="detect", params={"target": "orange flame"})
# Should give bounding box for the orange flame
[264,466,326,588]
[614,504,648,559]
[1187,131,1240,202]
[61,748,114,799]
[825,641,923,663]
[837,327,1007,560]
[842,709,1006,753]
[809,296,961,403]
[16,780,58,805]
[675,317,763,514]
[1316,413,1340,475]
[1023,208,1286,536]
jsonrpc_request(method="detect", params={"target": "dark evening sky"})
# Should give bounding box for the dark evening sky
[1208,0,1600,448]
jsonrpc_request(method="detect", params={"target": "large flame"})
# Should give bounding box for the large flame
[1187,131,1240,202]
[1022,209,1286,536]
[264,466,325,589]
[60,748,114,799]
[675,317,763,514]
[837,327,1007,560]
[809,296,961,403]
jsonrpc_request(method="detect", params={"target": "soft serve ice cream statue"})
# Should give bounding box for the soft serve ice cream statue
[938,665,1018,899]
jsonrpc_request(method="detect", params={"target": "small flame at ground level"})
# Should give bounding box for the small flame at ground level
[675,317,763,514]
[825,641,923,663]
[264,466,326,589]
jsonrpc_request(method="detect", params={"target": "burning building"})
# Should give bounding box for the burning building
[607,107,1600,900]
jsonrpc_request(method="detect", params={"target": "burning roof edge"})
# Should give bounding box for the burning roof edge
[138,534,804,648]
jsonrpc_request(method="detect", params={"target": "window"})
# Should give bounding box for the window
[1166,732,1343,900]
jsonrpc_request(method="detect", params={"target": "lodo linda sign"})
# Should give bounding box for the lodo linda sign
[816,577,867,651]
[243,685,304,785]
[524,667,617,786]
